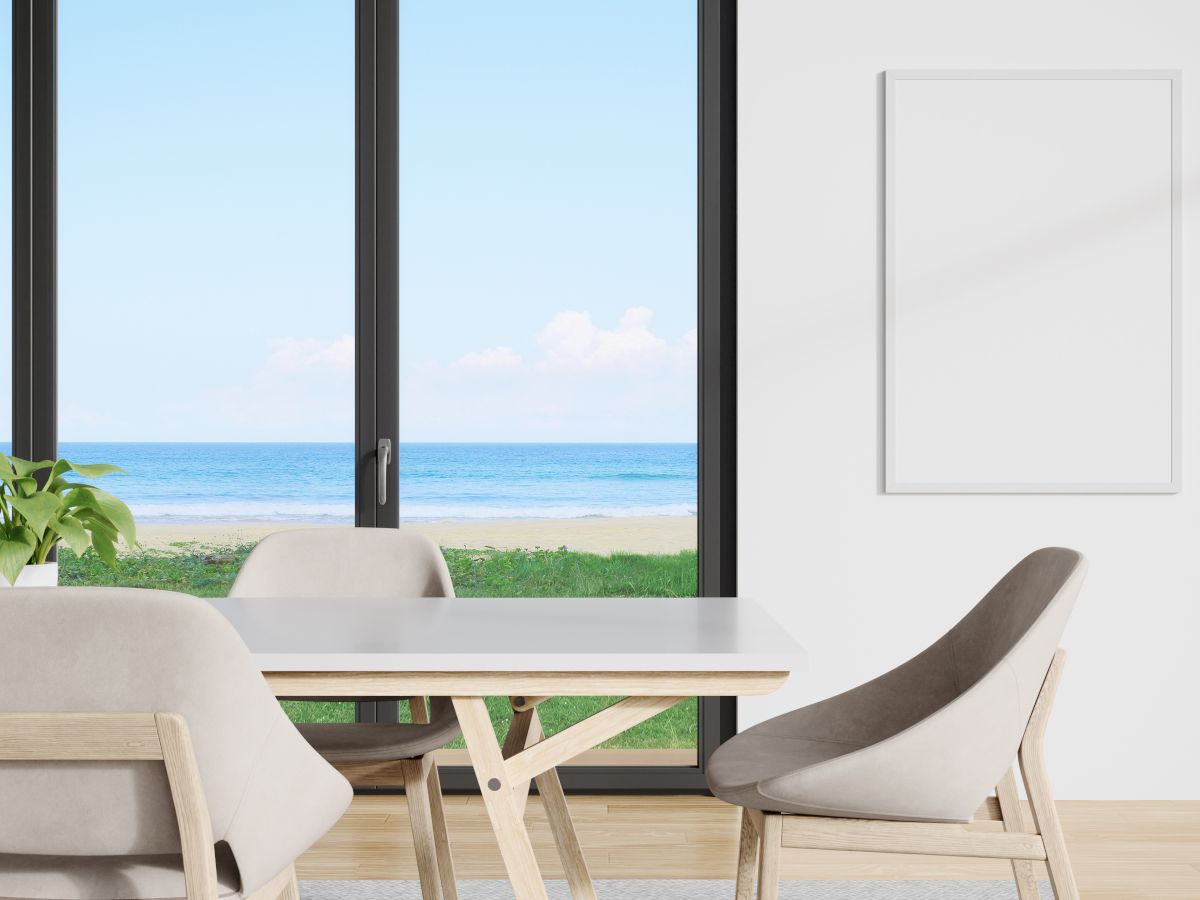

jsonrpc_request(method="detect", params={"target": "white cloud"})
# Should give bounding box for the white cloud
[266,335,355,372]
[452,345,522,370]
[536,306,673,373]
[681,326,697,353]
[401,308,697,440]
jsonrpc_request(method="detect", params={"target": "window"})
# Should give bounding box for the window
[396,0,699,765]
[9,0,735,792]
[57,0,355,723]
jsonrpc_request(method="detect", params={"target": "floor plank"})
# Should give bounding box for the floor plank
[298,795,1200,898]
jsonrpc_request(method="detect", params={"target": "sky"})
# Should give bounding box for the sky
[2,0,696,444]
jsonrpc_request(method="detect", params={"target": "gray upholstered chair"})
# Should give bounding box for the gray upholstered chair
[709,547,1087,900]
[0,587,352,900]
[229,527,459,900]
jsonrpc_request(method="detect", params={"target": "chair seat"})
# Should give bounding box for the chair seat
[297,719,462,763]
[707,718,869,816]
[0,844,242,900]
[707,704,987,823]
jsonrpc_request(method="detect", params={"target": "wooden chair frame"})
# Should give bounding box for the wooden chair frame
[0,711,300,900]
[327,697,458,900]
[735,649,1079,900]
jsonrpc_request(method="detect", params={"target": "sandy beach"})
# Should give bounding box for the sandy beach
[134,516,697,556]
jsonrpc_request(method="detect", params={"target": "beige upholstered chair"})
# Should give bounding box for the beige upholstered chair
[0,587,352,900]
[230,527,459,900]
[708,547,1087,900]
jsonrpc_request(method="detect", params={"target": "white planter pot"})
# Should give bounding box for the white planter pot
[1,562,59,588]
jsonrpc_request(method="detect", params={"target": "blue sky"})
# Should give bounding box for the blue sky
[4,1,696,444]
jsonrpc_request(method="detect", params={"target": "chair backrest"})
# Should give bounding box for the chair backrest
[0,587,351,893]
[762,547,1086,822]
[229,527,455,599]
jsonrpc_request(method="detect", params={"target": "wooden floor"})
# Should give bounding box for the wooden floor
[298,795,1200,898]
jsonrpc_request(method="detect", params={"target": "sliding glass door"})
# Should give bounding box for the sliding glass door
[10,0,736,791]
[395,0,700,764]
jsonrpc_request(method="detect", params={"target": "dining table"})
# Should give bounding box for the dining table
[207,594,805,900]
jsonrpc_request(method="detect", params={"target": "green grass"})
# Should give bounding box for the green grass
[58,543,699,749]
[58,542,254,597]
[444,547,697,598]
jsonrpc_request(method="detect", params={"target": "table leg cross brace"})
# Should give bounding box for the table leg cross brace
[452,694,687,900]
[503,695,686,785]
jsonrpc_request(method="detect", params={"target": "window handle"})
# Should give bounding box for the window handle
[377,438,392,506]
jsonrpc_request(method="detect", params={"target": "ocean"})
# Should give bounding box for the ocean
[10,443,698,524]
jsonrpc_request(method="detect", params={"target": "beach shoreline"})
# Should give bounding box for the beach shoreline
[132,515,697,557]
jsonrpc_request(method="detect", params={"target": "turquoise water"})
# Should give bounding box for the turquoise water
[6,443,697,524]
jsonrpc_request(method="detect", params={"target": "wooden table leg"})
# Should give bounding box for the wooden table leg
[504,698,596,900]
[535,762,595,900]
[502,702,538,819]
[459,693,683,900]
[453,696,549,900]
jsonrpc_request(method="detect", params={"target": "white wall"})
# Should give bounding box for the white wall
[738,0,1200,799]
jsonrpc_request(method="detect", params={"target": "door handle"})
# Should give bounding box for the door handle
[377,438,392,506]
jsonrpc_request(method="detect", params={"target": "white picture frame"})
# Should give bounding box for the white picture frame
[884,69,1181,494]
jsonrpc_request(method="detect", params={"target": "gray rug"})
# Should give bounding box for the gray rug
[300,881,1053,899]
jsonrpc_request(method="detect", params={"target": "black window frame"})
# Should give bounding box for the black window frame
[13,0,736,794]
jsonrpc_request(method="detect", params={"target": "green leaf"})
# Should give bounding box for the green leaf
[70,486,137,548]
[88,524,118,568]
[7,492,63,539]
[0,468,36,494]
[0,527,37,585]
[8,457,54,478]
[56,460,126,479]
[74,507,118,539]
[51,513,91,557]
[43,478,72,497]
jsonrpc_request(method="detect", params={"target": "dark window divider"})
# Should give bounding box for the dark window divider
[697,0,739,771]
[355,0,386,727]
[12,0,56,470]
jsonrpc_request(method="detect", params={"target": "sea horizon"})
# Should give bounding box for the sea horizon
[3,442,698,525]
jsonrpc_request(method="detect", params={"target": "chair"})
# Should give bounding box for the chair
[229,527,460,900]
[708,547,1087,900]
[0,587,352,900]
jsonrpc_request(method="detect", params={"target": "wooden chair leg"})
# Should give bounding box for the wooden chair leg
[426,761,459,900]
[278,866,300,900]
[1019,650,1079,900]
[735,808,759,900]
[996,767,1040,900]
[756,812,781,900]
[408,697,431,725]
[402,758,446,900]
[1021,744,1078,900]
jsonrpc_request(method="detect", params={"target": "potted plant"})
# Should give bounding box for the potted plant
[0,455,138,587]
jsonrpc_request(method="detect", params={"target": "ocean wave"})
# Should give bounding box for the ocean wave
[586,472,691,481]
[397,503,697,521]
[127,500,697,523]
[129,501,356,524]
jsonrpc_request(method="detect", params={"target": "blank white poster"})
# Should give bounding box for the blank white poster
[885,71,1179,493]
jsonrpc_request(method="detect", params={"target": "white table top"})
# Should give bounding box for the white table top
[207,596,804,673]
